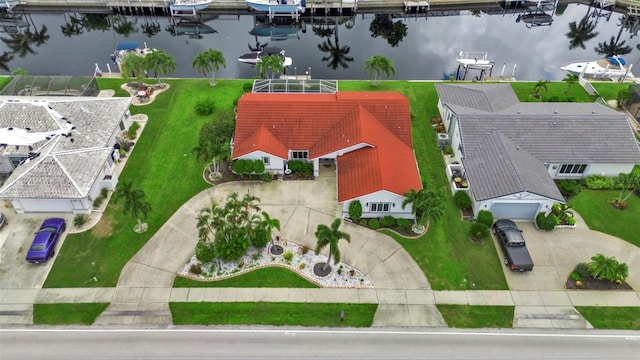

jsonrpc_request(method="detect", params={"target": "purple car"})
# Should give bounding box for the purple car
[25,218,66,264]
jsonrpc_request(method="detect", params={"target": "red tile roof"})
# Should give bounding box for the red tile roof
[234,92,421,200]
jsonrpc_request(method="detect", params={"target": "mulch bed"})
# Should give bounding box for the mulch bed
[566,277,634,291]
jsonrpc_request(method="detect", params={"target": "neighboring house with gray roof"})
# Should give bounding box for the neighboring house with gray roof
[435,83,640,219]
[0,96,133,214]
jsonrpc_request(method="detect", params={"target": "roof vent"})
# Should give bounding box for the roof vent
[515,146,520,150]
[516,111,520,114]
[551,121,557,127]
[553,111,558,114]
[591,111,596,114]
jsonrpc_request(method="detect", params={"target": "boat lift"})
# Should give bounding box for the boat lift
[455,51,495,80]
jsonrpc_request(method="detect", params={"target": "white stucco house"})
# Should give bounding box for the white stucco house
[0,96,133,214]
[435,83,640,219]
[231,91,422,219]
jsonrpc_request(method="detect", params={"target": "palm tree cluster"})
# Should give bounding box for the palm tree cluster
[120,49,176,88]
[401,187,444,231]
[255,54,284,79]
[363,55,395,86]
[196,192,280,263]
[192,49,226,86]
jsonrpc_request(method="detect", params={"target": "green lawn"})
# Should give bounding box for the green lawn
[170,302,377,326]
[509,81,594,102]
[0,76,12,91]
[33,303,109,325]
[576,306,640,330]
[569,190,640,247]
[44,79,244,288]
[173,267,319,288]
[437,305,514,328]
[591,82,630,101]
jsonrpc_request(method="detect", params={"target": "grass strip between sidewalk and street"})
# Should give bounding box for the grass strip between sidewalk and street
[170,302,377,327]
[33,303,109,325]
[575,306,640,330]
[436,305,514,328]
[173,267,319,288]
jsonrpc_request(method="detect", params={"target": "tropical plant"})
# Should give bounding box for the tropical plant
[255,54,284,79]
[535,212,556,231]
[562,73,579,94]
[588,253,627,282]
[476,210,494,228]
[348,200,363,222]
[551,203,574,225]
[531,80,550,99]
[112,181,152,233]
[192,49,226,86]
[469,222,490,242]
[261,211,281,247]
[402,188,444,229]
[194,238,216,263]
[145,49,176,85]
[614,171,640,208]
[314,218,351,272]
[363,55,395,86]
[453,191,472,210]
[119,52,147,87]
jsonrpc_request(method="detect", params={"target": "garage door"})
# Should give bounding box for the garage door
[490,203,540,220]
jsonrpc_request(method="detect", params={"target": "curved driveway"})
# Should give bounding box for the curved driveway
[116,177,431,291]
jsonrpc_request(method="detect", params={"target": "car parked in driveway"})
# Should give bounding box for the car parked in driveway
[25,218,66,264]
[492,219,534,272]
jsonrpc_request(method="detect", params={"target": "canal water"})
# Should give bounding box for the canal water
[1,3,639,81]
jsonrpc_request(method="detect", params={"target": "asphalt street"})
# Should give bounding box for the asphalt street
[1,328,639,359]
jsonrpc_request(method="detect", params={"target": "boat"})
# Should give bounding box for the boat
[168,0,213,15]
[516,10,553,28]
[249,22,302,40]
[455,51,494,70]
[561,55,634,79]
[238,47,292,67]
[110,41,154,66]
[246,0,305,14]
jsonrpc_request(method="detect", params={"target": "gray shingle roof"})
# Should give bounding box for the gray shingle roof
[463,132,564,201]
[0,97,132,199]
[434,83,519,114]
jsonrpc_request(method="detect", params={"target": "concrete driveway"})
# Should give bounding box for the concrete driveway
[495,215,640,291]
[0,208,71,289]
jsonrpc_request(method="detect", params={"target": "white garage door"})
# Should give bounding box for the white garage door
[490,203,540,220]
[17,199,73,213]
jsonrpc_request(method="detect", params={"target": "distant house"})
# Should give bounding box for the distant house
[435,83,640,219]
[232,92,422,219]
[0,96,133,214]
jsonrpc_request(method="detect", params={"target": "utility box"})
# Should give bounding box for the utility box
[437,133,450,149]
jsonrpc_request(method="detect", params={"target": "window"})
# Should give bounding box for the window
[291,151,308,159]
[559,164,587,174]
[262,156,270,165]
[370,203,390,212]
[119,121,125,131]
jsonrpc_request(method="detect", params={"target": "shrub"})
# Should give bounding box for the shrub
[232,159,251,176]
[189,263,203,275]
[348,201,363,222]
[557,179,581,197]
[93,197,103,208]
[253,159,265,175]
[100,187,109,199]
[573,262,590,279]
[381,215,396,228]
[300,245,310,255]
[243,82,253,93]
[368,218,380,230]
[195,239,216,263]
[73,214,89,228]
[469,222,490,242]
[570,271,581,281]
[251,227,270,249]
[444,145,453,155]
[453,191,472,210]
[128,121,140,140]
[261,172,272,182]
[299,263,306,269]
[396,218,411,232]
[195,98,216,115]
[476,210,494,227]
[584,175,616,190]
[283,251,294,262]
[535,212,556,231]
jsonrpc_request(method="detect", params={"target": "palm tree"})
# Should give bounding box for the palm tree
[256,54,284,79]
[594,36,632,57]
[192,49,226,86]
[314,218,351,273]
[261,211,281,247]
[615,172,640,206]
[566,17,599,50]
[531,80,549,99]
[402,188,444,231]
[588,253,619,282]
[145,49,176,86]
[119,52,147,88]
[363,55,395,86]
[562,73,579,93]
[113,181,152,233]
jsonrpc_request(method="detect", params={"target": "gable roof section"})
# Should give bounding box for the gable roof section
[233,124,289,159]
[463,131,563,201]
[337,113,422,201]
[435,83,519,114]
[233,92,412,159]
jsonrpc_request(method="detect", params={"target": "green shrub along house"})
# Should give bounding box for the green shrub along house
[435,83,640,220]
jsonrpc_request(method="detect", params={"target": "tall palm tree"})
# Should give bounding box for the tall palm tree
[531,80,550,99]
[402,188,444,230]
[566,17,599,50]
[363,55,395,86]
[119,52,147,87]
[317,24,353,70]
[261,211,281,247]
[562,73,579,93]
[314,218,351,272]
[192,49,226,86]
[145,49,176,86]
[113,181,152,233]
[256,54,284,79]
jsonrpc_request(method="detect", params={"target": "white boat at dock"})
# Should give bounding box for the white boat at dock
[561,55,634,79]
[110,41,155,67]
[238,47,292,67]
[169,0,213,15]
[246,0,305,14]
[456,51,495,70]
